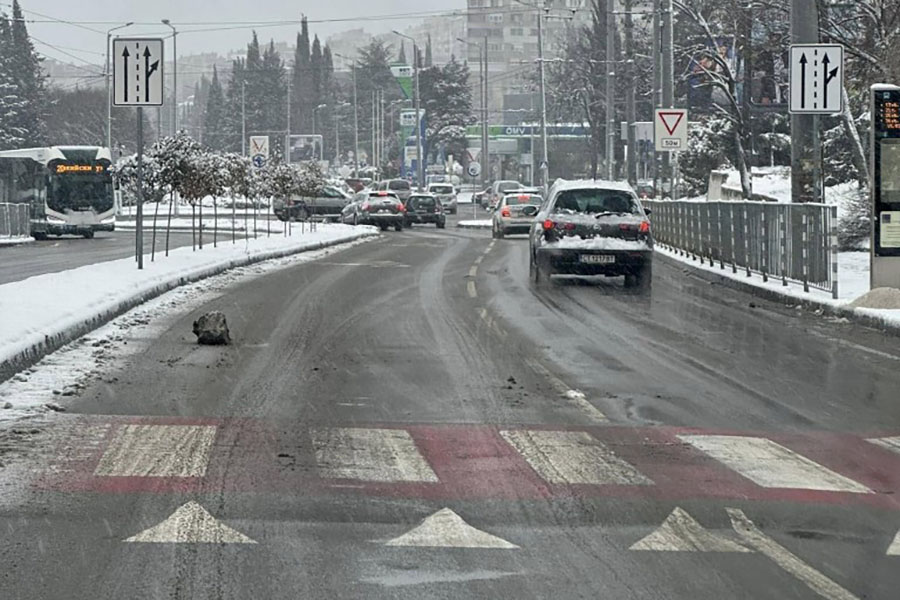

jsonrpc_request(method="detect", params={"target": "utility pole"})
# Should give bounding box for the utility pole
[791,0,819,202]
[652,0,662,193]
[483,36,490,191]
[661,0,674,195]
[162,20,177,135]
[537,4,550,191]
[625,0,637,185]
[286,78,291,159]
[241,80,246,156]
[371,91,377,175]
[605,0,616,180]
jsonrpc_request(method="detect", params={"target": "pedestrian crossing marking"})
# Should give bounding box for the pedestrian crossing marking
[94,424,217,477]
[868,436,900,455]
[311,427,439,483]
[499,429,652,485]
[679,435,872,493]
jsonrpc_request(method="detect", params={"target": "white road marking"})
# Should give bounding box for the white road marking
[478,308,507,338]
[467,280,477,298]
[887,530,900,556]
[469,265,478,277]
[679,435,872,493]
[525,358,607,422]
[94,424,217,478]
[500,429,652,485]
[317,260,409,268]
[384,508,518,548]
[867,436,900,455]
[124,501,256,544]
[311,427,438,483]
[727,508,860,600]
[630,507,750,552]
[474,255,484,266]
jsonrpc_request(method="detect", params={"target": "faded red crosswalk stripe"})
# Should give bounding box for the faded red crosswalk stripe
[33,416,900,510]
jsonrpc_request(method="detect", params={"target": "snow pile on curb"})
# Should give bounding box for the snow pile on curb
[457,219,493,229]
[0,236,34,247]
[849,288,900,310]
[0,224,377,381]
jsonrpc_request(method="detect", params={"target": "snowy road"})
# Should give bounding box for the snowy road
[1,215,900,599]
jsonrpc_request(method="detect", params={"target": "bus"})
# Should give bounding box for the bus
[0,146,115,239]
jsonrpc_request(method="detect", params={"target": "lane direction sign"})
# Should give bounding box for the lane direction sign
[113,38,164,107]
[790,44,843,114]
[654,108,688,152]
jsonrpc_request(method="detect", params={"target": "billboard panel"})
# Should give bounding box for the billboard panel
[288,135,323,164]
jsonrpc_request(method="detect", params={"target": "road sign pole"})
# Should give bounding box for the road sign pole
[790,0,819,203]
[136,107,144,270]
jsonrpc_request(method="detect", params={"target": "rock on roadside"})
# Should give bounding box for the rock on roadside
[192,311,232,345]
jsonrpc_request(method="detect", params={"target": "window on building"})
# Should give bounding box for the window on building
[510,28,523,36]
[488,13,503,23]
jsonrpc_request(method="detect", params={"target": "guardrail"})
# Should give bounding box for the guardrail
[644,200,839,298]
[0,202,29,238]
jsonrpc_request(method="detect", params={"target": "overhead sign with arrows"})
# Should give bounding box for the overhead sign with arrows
[790,44,843,114]
[654,108,688,152]
[113,38,164,107]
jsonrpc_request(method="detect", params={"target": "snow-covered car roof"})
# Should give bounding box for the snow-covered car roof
[548,179,636,196]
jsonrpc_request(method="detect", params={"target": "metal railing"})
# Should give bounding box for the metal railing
[0,203,29,238]
[644,200,839,298]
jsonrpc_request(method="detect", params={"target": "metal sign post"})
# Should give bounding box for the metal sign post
[871,84,900,289]
[113,38,164,270]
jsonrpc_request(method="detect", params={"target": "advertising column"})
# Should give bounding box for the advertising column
[871,84,900,289]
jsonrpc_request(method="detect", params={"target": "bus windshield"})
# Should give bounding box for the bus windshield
[47,166,114,213]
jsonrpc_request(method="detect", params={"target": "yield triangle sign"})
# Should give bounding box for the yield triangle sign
[658,111,685,136]
[630,507,750,552]
[384,508,518,548]
[124,501,257,544]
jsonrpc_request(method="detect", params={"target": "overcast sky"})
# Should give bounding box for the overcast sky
[18,0,466,66]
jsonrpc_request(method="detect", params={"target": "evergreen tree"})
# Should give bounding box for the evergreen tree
[7,0,46,146]
[398,41,407,64]
[204,66,227,151]
[425,34,433,67]
[260,40,287,150]
[0,14,28,149]
[311,35,323,113]
[291,17,312,133]
[419,57,471,163]
[223,58,246,152]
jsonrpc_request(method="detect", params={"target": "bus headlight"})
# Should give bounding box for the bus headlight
[46,215,66,224]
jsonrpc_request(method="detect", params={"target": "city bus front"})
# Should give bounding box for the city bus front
[45,146,116,238]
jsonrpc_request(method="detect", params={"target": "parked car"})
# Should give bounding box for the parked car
[273,185,352,222]
[344,177,372,193]
[340,190,406,231]
[492,192,543,238]
[371,179,413,203]
[404,193,446,228]
[528,180,653,289]
[427,183,458,214]
[488,180,523,210]
[474,186,491,208]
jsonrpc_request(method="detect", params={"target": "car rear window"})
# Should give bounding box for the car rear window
[410,196,435,208]
[430,185,453,194]
[505,194,542,205]
[497,182,520,193]
[388,180,410,191]
[552,189,640,215]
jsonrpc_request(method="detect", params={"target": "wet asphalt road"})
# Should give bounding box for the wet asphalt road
[1,210,900,599]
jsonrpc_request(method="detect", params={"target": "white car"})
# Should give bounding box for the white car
[492,192,543,238]
[427,183,458,214]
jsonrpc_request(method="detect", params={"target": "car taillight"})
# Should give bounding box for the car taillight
[543,219,555,230]
[398,202,406,212]
[362,201,370,211]
[501,207,511,217]
[639,220,650,233]
[564,223,576,231]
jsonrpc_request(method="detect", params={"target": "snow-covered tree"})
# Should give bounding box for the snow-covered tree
[4,0,46,146]
[204,66,227,152]
[419,57,472,165]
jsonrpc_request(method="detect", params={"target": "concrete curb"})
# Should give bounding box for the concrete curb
[0,237,35,248]
[655,250,900,338]
[0,231,378,382]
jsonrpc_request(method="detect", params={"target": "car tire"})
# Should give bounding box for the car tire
[496,227,504,239]
[379,223,388,231]
[530,252,547,285]
[82,231,95,239]
[635,262,652,290]
[491,225,499,239]
[353,213,359,226]
[436,221,445,229]
[394,222,403,232]
[33,232,48,241]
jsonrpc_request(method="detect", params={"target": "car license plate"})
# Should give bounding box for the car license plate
[378,209,388,213]
[580,254,614,264]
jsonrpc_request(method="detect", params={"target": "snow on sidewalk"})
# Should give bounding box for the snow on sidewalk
[0,223,378,381]
[457,219,493,229]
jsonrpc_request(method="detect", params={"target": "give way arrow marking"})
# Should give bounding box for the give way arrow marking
[124,501,257,544]
[887,530,900,556]
[658,111,685,136]
[384,508,518,548]
[630,507,750,552]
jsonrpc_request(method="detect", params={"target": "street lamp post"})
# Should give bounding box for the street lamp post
[161,20,177,135]
[335,53,360,177]
[106,22,133,152]
[393,31,424,191]
[458,37,488,191]
[312,103,327,136]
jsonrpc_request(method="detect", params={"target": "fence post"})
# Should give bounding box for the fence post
[717,203,724,269]
[730,204,737,273]
[830,205,839,299]
[780,210,787,286]
[802,211,810,293]
[761,207,768,283]
[743,205,751,277]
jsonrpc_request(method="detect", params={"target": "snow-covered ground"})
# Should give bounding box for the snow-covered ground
[0,223,378,400]
[457,192,474,204]
[0,236,34,246]
[0,234,377,423]
[115,217,296,233]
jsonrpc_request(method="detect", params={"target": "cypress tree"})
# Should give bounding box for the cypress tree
[204,66,226,151]
[8,0,46,146]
